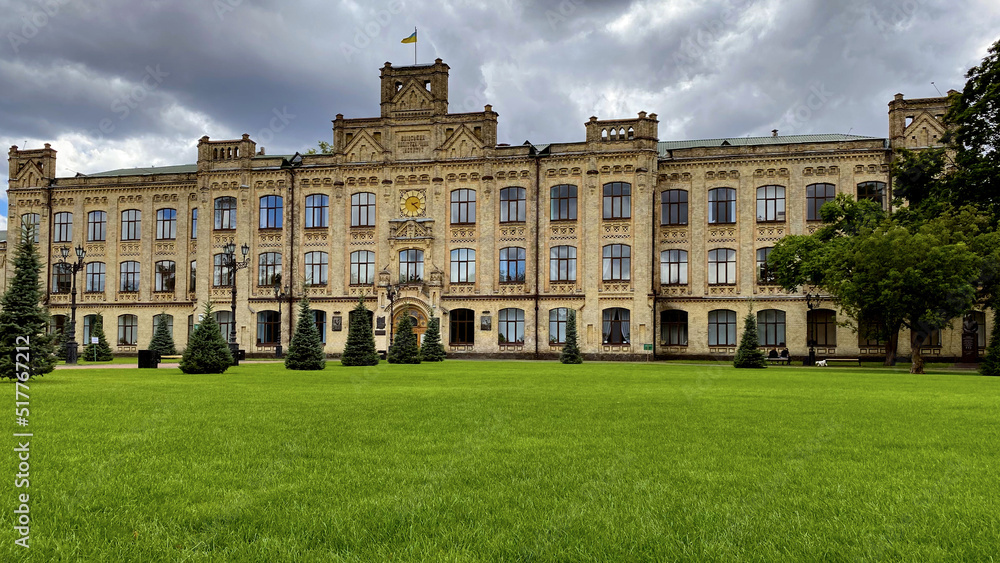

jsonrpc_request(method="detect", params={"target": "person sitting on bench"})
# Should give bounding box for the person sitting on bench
[780,348,790,358]
[768,348,779,359]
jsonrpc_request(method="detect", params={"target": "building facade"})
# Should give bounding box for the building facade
[3,60,990,360]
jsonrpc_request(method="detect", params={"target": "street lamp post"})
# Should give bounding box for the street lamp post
[386,283,399,348]
[224,242,251,365]
[58,245,86,365]
[272,274,286,359]
[805,292,818,366]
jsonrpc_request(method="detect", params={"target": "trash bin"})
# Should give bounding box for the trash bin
[138,349,158,368]
[238,349,246,361]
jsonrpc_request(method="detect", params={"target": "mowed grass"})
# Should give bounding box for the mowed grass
[3,362,999,562]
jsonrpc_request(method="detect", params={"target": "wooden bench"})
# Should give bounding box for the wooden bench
[767,357,791,365]
[822,358,861,366]
[158,355,182,362]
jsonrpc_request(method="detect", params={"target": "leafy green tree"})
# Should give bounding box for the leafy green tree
[733,311,767,368]
[981,311,1000,376]
[180,303,233,374]
[387,315,420,364]
[560,310,583,364]
[304,141,333,155]
[341,298,380,366]
[148,313,177,357]
[285,297,326,370]
[0,223,57,379]
[83,314,114,362]
[419,317,446,362]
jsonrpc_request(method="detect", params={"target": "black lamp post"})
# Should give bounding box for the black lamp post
[223,241,250,365]
[272,274,286,358]
[386,283,399,347]
[805,292,818,366]
[58,245,86,365]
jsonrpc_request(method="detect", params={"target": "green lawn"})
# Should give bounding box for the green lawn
[3,361,998,561]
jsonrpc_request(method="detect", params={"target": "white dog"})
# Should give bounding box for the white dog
[816,360,827,367]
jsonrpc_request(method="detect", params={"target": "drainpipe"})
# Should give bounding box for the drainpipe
[651,175,657,361]
[44,181,55,304]
[286,166,296,342]
[533,152,541,359]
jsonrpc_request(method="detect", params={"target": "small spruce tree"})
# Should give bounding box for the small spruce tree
[0,223,58,379]
[83,314,114,362]
[734,311,768,368]
[387,315,421,364]
[285,297,326,370]
[54,328,67,362]
[980,310,1000,376]
[419,317,446,362]
[341,298,380,366]
[560,310,583,364]
[148,313,177,357]
[180,303,233,374]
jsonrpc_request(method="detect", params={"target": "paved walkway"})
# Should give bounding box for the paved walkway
[55,360,285,370]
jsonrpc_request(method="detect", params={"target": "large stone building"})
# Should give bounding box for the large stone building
[2,59,990,360]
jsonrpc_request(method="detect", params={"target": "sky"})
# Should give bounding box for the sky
[2,0,999,231]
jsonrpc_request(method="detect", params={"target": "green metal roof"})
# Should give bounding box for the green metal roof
[84,163,197,177]
[657,134,885,157]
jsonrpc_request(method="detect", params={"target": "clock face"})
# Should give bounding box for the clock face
[399,190,426,217]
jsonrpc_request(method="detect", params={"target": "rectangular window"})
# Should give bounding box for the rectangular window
[500,187,526,223]
[213,254,232,287]
[450,248,476,283]
[549,245,576,282]
[499,247,526,283]
[87,211,107,242]
[305,251,329,286]
[305,194,329,228]
[602,244,631,281]
[661,310,688,346]
[660,249,688,285]
[119,261,140,292]
[53,212,73,243]
[602,182,631,219]
[156,208,177,240]
[259,196,283,229]
[258,253,282,286]
[708,310,737,346]
[85,262,106,292]
[120,210,141,241]
[214,197,237,230]
[708,188,736,224]
[191,208,198,239]
[756,185,786,222]
[154,261,176,292]
[350,251,375,285]
[708,248,736,285]
[351,192,376,227]
[118,314,138,346]
[399,249,424,283]
[550,185,577,221]
[660,190,688,226]
[548,308,569,345]
[189,260,197,292]
[51,263,72,293]
[807,183,836,221]
[450,189,476,224]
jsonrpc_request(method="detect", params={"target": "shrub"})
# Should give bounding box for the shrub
[285,298,326,370]
[387,316,420,364]
[341,298,380,366]
[560,310,583,364]
[148,313,177,357]
[419,317,446,362]
[180,303,233,374]
[734,312,767,368]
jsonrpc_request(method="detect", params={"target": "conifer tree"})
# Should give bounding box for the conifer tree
[54,328,67,362]
[285,297,326,370]
[560,310,583,364]
[0,223,57,379]
[341,298,380,366]
[148,313,177,357]
[83,314,114,362]
[980,310,1000,376]
[419,317,446,362]
[734,311,768,368]
[180,303,233,374]
[387,315,421,364]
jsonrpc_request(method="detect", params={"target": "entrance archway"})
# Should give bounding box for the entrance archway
[393,305,428,346]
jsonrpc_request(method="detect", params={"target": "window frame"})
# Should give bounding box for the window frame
[708,188,736,224]
[548,308,569,345]
[660,249,688,285]
[450,189,476,225]
[449,309,475,345]
[550,184,578,221]
[755,185,786,223]
[213,253,233,287]
[499,246,526,283]
[155,208,177,240]
[549,245,577,282]
[53,212,73,243]
[120,209,141,241]
[602,307,631,345]
[602,244,631,282]
[256,310,281,345]
[190,208,198,239]
[259,195,283,230]
[350,250,375,285]
[258,252,282,286]
[660,189,689,226]
[398,249,424,283]
[214,196,237,230]
[708,248,737,285]
[661,310,688,346]
[499,187,527,223]
[450,248,476,284]
[51,262,72,293]
[807,309,837,347]
[498,308,525,345]
[304,251,329,286]
[351,192,376,227]
[757,309,786,347]
[756,247,775,284]
[708,309,737,346]
[304,194,329,229]
[154,260,176,292]
[87,210,107,242]
[857,181,886,207]
[602,182,632,220]
[119,261,140,292]
[85,262,106,292]
[118,314,138,346]
[806,183,836,221]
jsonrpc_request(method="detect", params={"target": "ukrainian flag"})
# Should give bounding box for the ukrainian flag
[401,30,417,44]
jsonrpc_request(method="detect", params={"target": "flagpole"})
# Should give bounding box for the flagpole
[414,26,417,64]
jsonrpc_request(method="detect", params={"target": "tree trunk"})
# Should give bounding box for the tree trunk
[910,329,925,374]
[885,325,900,367]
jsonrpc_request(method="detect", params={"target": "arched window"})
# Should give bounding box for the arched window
[117,314,138,346]
[156,208,177,239]
[498,308,525,344]
[603,244,631,281]
[549,308,570,345]
[550,184,578,221]
[214,197,236,230]
[602,182,631,219]
[53,212,73,243]
[313,310,327,344]
[858,317,888,347]
[807,309,837,346]
[85,262,106,292]
[500,187,526,223]
[50,314,67,336]
[661,190,688,225]
[120,209,141,241]
[708,248,736,285]
[119,261,140,292]
[87,211,107,242]
[756,247,775,283]
[499,247,526,283]
[807,183,836,221]
[708,188,736,224]
[259,196,283,229]
[450,248,476,283]
[213,254,232,287]
[756,185,786,222]
[304,252,329,286]
[660,249,688,285]
[857,181,886,207]
[20,213,40,244]
[399,249,423,283]
[51,263,72,293]
[154,260,176,292]
[258,252,282,286]
[449,309,475,345]
[450,189,476,224]
[661,310,688,346]
[350,250,375,285]
[351,192,376,227]
[215,311,233,341]
[257,311,280,345]
[152,314,173,339]
[305,194,329,228]
[757,309,786,347]
[708,310,737,346]
[549,245,577,282]
[602,308,631,344]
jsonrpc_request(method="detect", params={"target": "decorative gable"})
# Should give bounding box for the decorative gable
[14,160,43,188]
[390,80,434,113]
[342,130,387,163]
[438,124,485,159]
[903,113,947,148]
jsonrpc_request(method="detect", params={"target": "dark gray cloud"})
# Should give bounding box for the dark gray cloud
[2,0,998,226]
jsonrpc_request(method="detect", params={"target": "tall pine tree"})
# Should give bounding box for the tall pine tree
[148,313,177,357]
[341,298,380,366]
[285,297,326,370]
[180,303,233,374]
[387,315,420,364]
[419,317,446,362]
[733,311,767,368]
[0,223,57,379]
[560,310,583,364]
[83,314,114,362]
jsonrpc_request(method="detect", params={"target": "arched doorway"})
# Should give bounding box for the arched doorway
[393,305,428,346]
